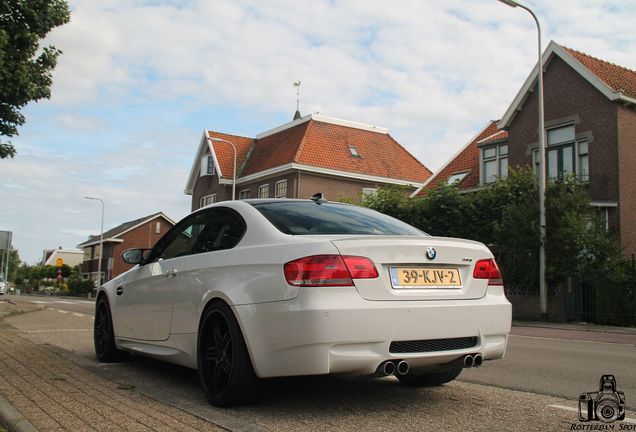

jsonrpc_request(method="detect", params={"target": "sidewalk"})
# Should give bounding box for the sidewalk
[513,320,636,335]
[0,297,634,431]
[0,299,221,432]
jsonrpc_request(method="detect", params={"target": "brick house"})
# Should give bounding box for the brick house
[185,114,432,210]
[77,212,175,283]
[415,41,636,256]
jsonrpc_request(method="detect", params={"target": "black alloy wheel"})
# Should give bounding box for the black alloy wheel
[198,302,263,406]
[204,310,233,394]
[94,297,128,362]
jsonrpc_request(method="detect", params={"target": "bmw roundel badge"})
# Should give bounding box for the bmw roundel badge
[426,247,437,260]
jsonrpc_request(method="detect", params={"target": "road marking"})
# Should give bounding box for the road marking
[23,329,92,333]
[549,404,636,424]
[510,334,636,347]
[56,310,68,314]
[73,313,86,317]
[29,299,94,305]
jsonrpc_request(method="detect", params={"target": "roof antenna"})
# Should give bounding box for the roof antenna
[293,80,301,120]
[310,192,327,204]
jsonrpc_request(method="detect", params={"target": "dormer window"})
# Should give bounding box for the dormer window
[200,155,215,176]
[447,171,470,185]
[349,147,360,157]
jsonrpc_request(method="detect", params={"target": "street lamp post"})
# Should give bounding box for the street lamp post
[208,137,237,201]
[85,196,105,287]
[497,0,547,320]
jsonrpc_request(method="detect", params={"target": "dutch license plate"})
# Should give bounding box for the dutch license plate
[390,267,462,289]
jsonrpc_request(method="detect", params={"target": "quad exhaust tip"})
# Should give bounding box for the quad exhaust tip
[463,354,484,368]
[397,360,409,375]
[383,361,396,376]
[473,354,483,367]
[381,360,409,376]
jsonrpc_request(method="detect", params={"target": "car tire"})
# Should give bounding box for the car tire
[197,301,263,407]
[94,296,129,362]
[396,367,463,387]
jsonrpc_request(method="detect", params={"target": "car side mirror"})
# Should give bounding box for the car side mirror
[122,248,150,265]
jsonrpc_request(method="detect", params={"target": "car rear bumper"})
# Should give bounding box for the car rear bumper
[233,285,511,378]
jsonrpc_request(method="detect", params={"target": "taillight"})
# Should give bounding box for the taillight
[472,258,503,286]
[284,255,378,287]
[342,256,379,279]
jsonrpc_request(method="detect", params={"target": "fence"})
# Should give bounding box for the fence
[572,279,636,326]
[505,258,636,326]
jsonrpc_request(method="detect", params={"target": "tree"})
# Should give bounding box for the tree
[361,169,625,291]
[1,249,20,281]
[0,0,71,158]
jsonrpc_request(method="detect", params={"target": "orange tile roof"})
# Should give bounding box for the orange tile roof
[242,121,311,176]
[294,120,431,183]
[563,46,636,100]
[416,121,505,197]
[206,131,254,179]
[221,117,431,183]
[477,130,508,146]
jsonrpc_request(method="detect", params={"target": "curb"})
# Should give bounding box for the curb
[0,394,38,432]
[512,321,636,335]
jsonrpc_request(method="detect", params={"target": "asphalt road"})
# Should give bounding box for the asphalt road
[4,295,636,431]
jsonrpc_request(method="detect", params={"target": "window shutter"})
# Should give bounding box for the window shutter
[200,156,207,177]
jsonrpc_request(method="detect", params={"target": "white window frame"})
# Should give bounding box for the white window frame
[239,189,250,200]
[447,171,470,185]
[258,184,269,198]
[199,193,216,208]
[481,143,508,185]
[274,180,288,198]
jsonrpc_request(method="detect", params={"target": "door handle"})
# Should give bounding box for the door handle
[164,269,178,278]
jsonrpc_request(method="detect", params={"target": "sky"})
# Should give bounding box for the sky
[2,0,636,264]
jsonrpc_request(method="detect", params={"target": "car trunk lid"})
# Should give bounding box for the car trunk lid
[331,236,492,301]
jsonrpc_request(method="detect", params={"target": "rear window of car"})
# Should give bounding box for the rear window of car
[251,201,425,236]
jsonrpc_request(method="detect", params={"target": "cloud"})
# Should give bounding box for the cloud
[4,0,636,263]
[54,114,107,131]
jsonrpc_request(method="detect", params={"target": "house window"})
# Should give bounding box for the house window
[275,180,288,198]
[200,155,215,176]
[199,194,216,208]
[258,184,269,198]
[362,187,377,196]
[533,125,588,181]
[578,140,589,182]
[481,144,508,184]
[447,171,470,185]
[155,222,161,234]
[239,189,250,200]
[590,202,617,232]
[349,147,360,157]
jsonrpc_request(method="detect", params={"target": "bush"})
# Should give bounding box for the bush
[67,279,96,295]
[361,169,625,292]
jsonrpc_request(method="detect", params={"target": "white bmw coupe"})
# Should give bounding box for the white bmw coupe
[94,196,511,406]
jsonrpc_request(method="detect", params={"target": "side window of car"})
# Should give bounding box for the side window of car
[149,212,209,262]
[192,208,247,254]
